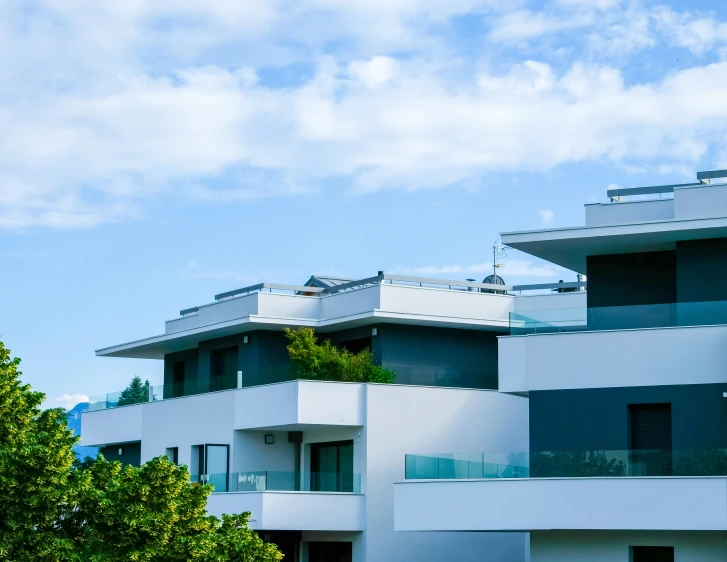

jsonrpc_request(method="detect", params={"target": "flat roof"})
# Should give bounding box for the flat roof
[501,216,727,272]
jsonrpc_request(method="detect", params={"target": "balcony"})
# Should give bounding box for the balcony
[395,449,727,532]
[404,449,727,479]
[82,380,364,447]
[500,320,727,393]
[205,491,364,531]
[510,299,727,335]
[192,471,361,493]
[197,471,364,531]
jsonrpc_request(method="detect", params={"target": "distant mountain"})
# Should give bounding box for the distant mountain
[66,402,98,461]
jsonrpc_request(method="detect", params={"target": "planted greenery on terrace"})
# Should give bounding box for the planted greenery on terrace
[285,327,395,384]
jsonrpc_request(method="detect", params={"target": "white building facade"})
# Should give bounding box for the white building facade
[395,170,727,562]
[85,274,567,562]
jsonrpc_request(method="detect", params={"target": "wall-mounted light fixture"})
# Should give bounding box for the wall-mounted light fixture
[264,434,275,445]
[372,328,378,337]
[118,447,124,456]
[243,335,249,344]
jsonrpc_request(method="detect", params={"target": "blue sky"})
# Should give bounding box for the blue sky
[2,0,727,407]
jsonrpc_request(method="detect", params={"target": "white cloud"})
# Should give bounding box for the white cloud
[539,209,555,226]
[55,393,90,410]
[2,2,727,230]
[653,7,727,55]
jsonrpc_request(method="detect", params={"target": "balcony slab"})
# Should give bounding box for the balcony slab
[394,477,727,532]
[206,491,364,531]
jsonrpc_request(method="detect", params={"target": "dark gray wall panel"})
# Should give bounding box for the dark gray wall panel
[163,349,198,389]
[376,324,501,389]
[530,384,727,452]
[163,324,501,391]
[676,238,727,303]
[587,251,677,308]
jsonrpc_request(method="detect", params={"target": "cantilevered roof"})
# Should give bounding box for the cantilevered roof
[502,216,727,273]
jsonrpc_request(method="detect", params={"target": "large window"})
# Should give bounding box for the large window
[310,440,354,492]
[191,444,229,492]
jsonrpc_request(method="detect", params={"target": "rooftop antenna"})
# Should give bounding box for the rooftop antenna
[481,240,509,295]
[492,240,509,277]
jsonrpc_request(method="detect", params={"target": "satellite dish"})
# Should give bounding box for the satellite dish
[482,274,506,295]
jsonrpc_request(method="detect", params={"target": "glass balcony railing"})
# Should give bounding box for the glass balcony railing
[191,471,362,493]
[405,449,727,480]
[88,366,295,412]
[510,299,727,335]
[382,365,495,389]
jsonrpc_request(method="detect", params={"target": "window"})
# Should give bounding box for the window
[210,347,238,391]
[631,546,674,562]
[310,440,354,492]
[172,361,185,398]
[191,444,229,492]
[629,403,673,476]
[165,447,178,465]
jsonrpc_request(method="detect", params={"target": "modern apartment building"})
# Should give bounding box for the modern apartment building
[84,272,587,561]
[395,170,727,562]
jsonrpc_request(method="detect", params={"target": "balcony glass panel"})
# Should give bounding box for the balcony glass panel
[192,471,362,493]
[405,449,727,479]
[382,365,495,389]
[510,300,727,335]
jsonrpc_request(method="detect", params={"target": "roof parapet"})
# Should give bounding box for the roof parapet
[178,274,587,317]
[606,169,727,201]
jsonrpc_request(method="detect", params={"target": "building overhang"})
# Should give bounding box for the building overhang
[501,216,727,273]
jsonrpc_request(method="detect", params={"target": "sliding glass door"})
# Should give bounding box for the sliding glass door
[310,440,354,492]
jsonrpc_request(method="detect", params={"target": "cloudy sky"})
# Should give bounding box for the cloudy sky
[2,0,726,407]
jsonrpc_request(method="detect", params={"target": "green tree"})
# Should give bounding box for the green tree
[0,341,79,561]
[71,456,283,561]
[0,341,283,562]
[117,375,151,406]
[285,327,395,383]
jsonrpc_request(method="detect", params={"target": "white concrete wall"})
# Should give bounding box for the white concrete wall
[83,382,531,562]
[257,292,321,321]
[364,384,530,562]
[206,492,364,531]
[531,530,727,562]
[499,324,727,393]
[514,292,586,313]
[395,477,727,532]
[162,283,518,338]
[82,405,143,446]
[675,184,727,220]
[139,390,236,468]
[585,199,674,226]
[234,381,364,430]
[378,284,513,328]
[166,293,260,334]
[319,286,381,323]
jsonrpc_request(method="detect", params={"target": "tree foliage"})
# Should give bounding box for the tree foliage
[285,327,394,383]
[0,341,283,562]
[0,340,79,561]
[117,375,151,406]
